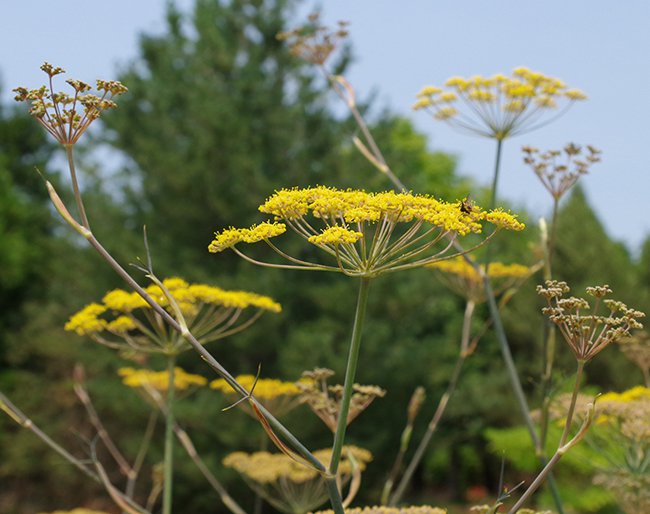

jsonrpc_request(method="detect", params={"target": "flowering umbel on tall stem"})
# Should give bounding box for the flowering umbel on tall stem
[414,68,586,141]
[65,277,281,355]
[209,186,524,277]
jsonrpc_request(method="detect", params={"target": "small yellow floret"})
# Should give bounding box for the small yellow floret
[211,375,303,400]
[565,89,587,100]
[485,209,525,231]
[118,367,207,391]
[434,107,458,120]
[308,226,363,246]
[64,303,107,335]
[107,316,137,333]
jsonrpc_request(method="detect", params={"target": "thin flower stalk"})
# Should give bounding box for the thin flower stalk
[330,277,371,477]
[380,386,426,505]
[143,379,247,514]
[506,364,595,514]
[276,14,407,191]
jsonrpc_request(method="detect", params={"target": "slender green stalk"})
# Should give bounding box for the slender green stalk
[507,360,587,513]
[387,300,475,505]
[481,137,565,514]
[559,360,585,447]
[489,138,504,210]
[329,277,372,476]
[162,355,176,514]
[64,144,90,229]
[174,422,247,514]
[126,411,159,501]
[539,198,560,449]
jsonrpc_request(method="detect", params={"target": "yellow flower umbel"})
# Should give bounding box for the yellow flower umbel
[428,257,532,303]
[223,446,372,514]
[65,277,281,355]
[119,367,207,392]
[414,68,586,140]
[537,281,644,363]
[211,374,307,417]
[14,62,127,145]
[209,186,524,277]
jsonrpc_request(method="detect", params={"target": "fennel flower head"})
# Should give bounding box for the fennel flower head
[297,368,386,432]
[523,143,601,201]
[211,374,309,417]
[64,277,281,355]
[209,186,524,278]
[537,281,644,362]
[119,366,207,392]
[428,256,532,303]
[413,67,586,140]
[13,62,127,145]
[224,446,372,514]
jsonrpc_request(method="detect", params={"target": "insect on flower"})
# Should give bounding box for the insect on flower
[459,196,476,215]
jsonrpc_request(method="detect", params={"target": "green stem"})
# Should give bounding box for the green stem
[387,300,475,506]
[507,360,586,513]
[539,198,560,450]
[481,138,565,514]
[163,356,176,514]
[489,138,504,210]
[329,277,372,476]
[64,145,90,229]
[483,275,565,514]
[560,360,585,447]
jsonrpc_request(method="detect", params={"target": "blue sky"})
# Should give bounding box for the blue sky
[2,1,649,251]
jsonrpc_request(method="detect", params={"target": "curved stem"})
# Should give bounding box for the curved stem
[162,356,176,514]
[329,277,372,476]
[174,422,247,514]
[507,360,587,513]
[559,360,585,447]
[126,410,159,500]
[388,299,475,505]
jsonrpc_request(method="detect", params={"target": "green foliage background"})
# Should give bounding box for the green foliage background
[1,1,648,513]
